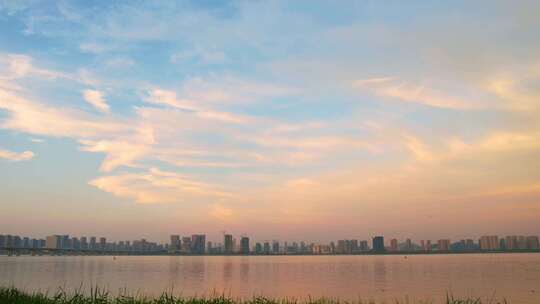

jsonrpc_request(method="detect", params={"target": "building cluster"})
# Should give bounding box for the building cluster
[1,233,539,254]
[168,234,540,255]
[0,234,165,252]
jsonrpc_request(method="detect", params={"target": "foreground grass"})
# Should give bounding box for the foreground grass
[0,287,509,304]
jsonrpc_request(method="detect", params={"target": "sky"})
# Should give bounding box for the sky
[0,0,539,244]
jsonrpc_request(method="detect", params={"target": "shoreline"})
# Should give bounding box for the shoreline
[0,287,510,304]
[1,250,539,257]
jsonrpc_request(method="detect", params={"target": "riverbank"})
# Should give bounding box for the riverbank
[0,287,509,304]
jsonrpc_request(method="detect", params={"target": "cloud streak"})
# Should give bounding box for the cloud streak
[83,90,110,113]
[0,148,34,161]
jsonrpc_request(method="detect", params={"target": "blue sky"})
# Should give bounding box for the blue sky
[1,0,539,243]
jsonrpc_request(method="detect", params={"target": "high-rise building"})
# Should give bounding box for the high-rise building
[191,234,206,254]
[350,240,359,252]
[90,237,97,250]
[505,236,516,250]
[437,239,451,251]
[336,240,346,254]
[182,237,192,252]
[0,235,5,248]
[359,240,369,251]
[517,236,527,249]
[390,238,398,252]
[170,235,181,252]
[240,237,250,254]
[263,242,270,254]
[479,236,499,250]
[72,237,80,250]
[46,235,62,249]
[60,235,70,249]
[13,236,21,248]
[255,242,262,254]
[80,237,88,250]
[526,236,539,249]
[404,239,412,251]
[272,241,280,254]
[421,240,432,251]
[372,236,385,252]
[224,234,233,254]
[99,237,106,250]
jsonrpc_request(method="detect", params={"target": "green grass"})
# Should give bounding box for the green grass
[0,287,509,304]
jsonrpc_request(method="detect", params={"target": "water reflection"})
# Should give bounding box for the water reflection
[0,254,539,303]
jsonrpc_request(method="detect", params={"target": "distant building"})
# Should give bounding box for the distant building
[389,238,398,252]
[191,234,206,254]
[404,239,412,251]
[372,236,385,252]
[517,236,527,249]
[80,237,88,250]
[255,242,262,254]
[46,235,62,249]
[505,236,516,250]
[90,237,97,250]
[359,240,369,251]
[479,236,499,251]
[170,235,181,252]
[224,234,233,254]
[437,239,451,251]
[263,242,270,254]
[312,244,331,254]
[99,237,106,250]
[526,236,539,249]
[336,240,346,254]
[240,237,250,254]
[421,240,432,251]
[272,241,280,254]
[182,237,192,252]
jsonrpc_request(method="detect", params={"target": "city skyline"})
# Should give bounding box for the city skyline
[2,232,539,253]
[1,1,540,241]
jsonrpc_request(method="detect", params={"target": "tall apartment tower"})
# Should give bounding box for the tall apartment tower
[224,234,233,254]
[437,239,451,251]
[170,235,181,252]
[99,237,107,250]
[182,237,192,252]
[191,234,206,254]
[479,236,499,250]
[240,237,250,254]
[372,236,385,252]
[390,238,398,252]
[45,235,62,249]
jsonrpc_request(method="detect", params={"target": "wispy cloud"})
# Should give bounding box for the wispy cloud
[352,77,484,110]
[0,148,34,161]
[89,168,230,204]
[83,89,110,113]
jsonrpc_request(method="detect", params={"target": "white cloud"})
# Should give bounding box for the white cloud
[0,53,65,80]
[83,89,110,113]
[146,89,252,124]
[89,168,230,204]
[0,148,34,161]
[0,89,125,138]
[352,77,484,110]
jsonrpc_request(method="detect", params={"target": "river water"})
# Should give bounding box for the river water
[1,253,539,303]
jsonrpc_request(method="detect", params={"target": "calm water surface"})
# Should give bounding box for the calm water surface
[1,254,539,303]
